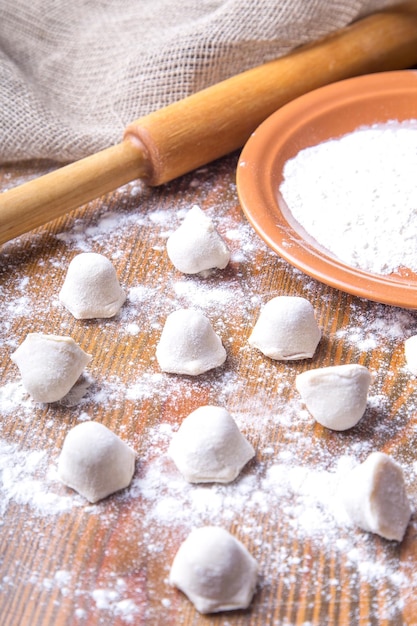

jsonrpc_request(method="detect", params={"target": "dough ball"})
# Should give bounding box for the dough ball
[295,363,371,431]
[404,334,417,374]
[59,252,126,319]
[168,405,255,483]
[166,205,230,275]
[248,296,321,360]
[57,421,136,503]
[11,333,92,403]
[156,309,226,375]
[340,452,411,541]
[169,526,258,613]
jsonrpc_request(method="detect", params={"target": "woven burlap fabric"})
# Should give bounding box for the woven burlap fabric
[0,0,400,163]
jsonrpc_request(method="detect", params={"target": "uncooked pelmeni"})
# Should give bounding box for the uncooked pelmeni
[168,405,255,483]
[248,296,321,360]
[169,526,258,613]
[156,309,226,375]
[166,205,230,275]
[11,333,91,403]
[404,334,417,374]
[340,452,411,541]
[295,363,372,431]
[57,421,136,503]
[59,252,126,319]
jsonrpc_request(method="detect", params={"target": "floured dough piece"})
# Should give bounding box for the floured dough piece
[248,296,321,360]
[166,205,230,275]
[156,309,226,375]
[168,406,255,483]
[11,333,91,403]
[59,252,126,319]
[57,421,136,503]
[340,452,411,541]
[296,364,371,431]
[170,526,258,613]
[404,335,417,374]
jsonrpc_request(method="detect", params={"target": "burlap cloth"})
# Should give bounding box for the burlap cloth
[0,0,401,164]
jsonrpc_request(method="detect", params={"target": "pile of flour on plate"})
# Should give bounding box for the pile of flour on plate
[279,120,417,275]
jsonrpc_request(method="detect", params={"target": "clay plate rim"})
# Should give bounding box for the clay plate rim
[236,70,417,309]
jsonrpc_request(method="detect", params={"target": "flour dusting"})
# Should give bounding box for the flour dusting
[280,120,417,275]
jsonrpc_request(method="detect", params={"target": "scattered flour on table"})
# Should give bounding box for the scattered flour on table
[91,581,139,624]
[280,120,417,275]
[0,439,83,516]
[336,306,417,351]
[1,173,417,623]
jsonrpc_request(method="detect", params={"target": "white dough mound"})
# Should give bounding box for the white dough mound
[404,334,417,374]
[11,333,91,403]
[166,205,230,275]
[341,452,411,541]
[59,252,126,319]
[156,308,226,375]
[169,526,258,613]
[57,421,136,503]
[248,296,321,360]
[168,405,255,483]
[296,363,371,431]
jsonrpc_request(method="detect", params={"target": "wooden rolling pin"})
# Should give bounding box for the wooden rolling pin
[2,2,417,245]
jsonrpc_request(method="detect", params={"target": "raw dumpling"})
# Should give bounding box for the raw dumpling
[11,333,91,403]
[166,205,230,275]
[169,526,258,613]
[248,296,321,360]
[168,405,255,483]
[59,252,126,319]
[57,421,136,503]
[295,363,371,431]
[340,452,411,541]
[156,309,226,375]
[404,335,417,374]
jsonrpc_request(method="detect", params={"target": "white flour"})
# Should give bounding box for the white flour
[280,120,417,275]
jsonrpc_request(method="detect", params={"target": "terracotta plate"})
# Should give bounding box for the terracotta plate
[236,70,417,309]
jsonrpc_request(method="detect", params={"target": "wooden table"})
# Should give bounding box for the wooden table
[0,152,416,626]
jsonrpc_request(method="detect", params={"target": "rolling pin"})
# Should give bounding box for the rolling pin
[2,2,417,245]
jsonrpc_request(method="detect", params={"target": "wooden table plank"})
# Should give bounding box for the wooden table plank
[0,154,416,625]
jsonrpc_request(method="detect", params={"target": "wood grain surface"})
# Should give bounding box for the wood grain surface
[0,154,416,626]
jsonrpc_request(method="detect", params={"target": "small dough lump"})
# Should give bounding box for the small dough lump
[340,452,411,541]
[166,205,230,275]
[295,363,371,431]
[11,333,91,403]
[156,309,226,375]
[59,252,126,319]
[404,334,417,374]
[169,526,258,613]
[57,421,136,503]
[168,405,255,483]
[248,296,321,360]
